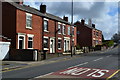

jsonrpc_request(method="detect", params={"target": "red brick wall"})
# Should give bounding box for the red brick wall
[43,19,73,53]
[92,29,102,46]
[75,22,92,47]
[74,27,77,46]
[2,3,17,48]
[16,9,42,50]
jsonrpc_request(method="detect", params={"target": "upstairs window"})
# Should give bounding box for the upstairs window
[72,27,74,35]
[58,24,61,34]
[68,27,70,35]
[26,13,32,29]
[44,20,48,31]
[63,25,66,35]
[96,32,99,36]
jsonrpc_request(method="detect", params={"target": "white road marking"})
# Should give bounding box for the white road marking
[68,62,89,69]
[34,72,54,78]
[106,55,112,57]
[93,58,103,62]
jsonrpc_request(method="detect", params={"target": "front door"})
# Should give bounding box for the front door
[19,36,24,49]
[50,38,55,53]
[64,40,66,51]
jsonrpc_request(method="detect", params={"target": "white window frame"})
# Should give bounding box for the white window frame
[72,26,74,35]
[58,24,61,34]
[26,13,32,29]
[68,27,70,35]
[44,18,49,32]
[62,25,65,35]
[27,34,34,49]
[43,36,49,50]
[58,38,62,50]
[18,34,26,49]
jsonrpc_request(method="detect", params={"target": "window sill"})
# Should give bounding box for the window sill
[58,48,62,50]
[44,30,49,33]
[44,48,49,50]
[58,33,62,35]
[26,27,32,30]
[28,48,33,49]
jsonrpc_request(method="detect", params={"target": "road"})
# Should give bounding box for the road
[2,46,120,80]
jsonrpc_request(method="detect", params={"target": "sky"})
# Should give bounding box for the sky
[23,0,119,40]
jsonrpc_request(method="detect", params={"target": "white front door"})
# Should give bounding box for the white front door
[64,40,67,51]
[50,38,55,53]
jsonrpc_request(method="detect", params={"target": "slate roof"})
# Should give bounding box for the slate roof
[74,21,101,31]
[6,1,71,25]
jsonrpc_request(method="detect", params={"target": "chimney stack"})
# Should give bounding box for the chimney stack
[92,24,95,28]
[16,0,23,4]
[40,4,46,13]
[63,16,68,22]
[81,19,85,25]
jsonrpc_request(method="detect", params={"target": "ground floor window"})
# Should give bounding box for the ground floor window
[28,37,33,49]
[27,34,34,49]
[58,39,62,49]
[44,38,49,48]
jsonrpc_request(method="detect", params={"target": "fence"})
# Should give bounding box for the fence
[9,49,38,61]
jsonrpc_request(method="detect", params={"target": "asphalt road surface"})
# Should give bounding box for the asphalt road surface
[2,46,120,80]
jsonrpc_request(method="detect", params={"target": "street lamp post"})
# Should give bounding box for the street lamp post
[70,33,73,57]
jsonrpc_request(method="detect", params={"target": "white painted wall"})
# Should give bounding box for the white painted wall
[0,42,11,60]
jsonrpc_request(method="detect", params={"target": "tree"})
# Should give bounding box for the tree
[111,32,120,43]
[102,40,114,47]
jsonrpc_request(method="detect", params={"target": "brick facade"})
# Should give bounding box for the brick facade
[74,20,102,47]
[2,2,76,54]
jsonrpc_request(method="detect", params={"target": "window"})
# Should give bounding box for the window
[58,24,61,34]
[68,27,70,35]
[72,27,74,35]
[28,37,33,49]
[44,20,48,31]
[63,25,65,34]
[26,13,32,29]
[58,39,62,49]
[44,38,49,48]
[96,40,99,45]
[96,32,98,36]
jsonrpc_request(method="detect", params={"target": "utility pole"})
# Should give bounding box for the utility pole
[71,0,73,24]
[71,0,73,57]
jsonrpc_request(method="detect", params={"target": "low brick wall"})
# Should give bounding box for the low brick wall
[9,49,38,61]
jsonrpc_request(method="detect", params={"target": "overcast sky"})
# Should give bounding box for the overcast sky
[24,0,119,40]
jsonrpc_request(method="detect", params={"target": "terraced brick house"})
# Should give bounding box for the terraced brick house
[2,0,76,55]
[74,19,102,48]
